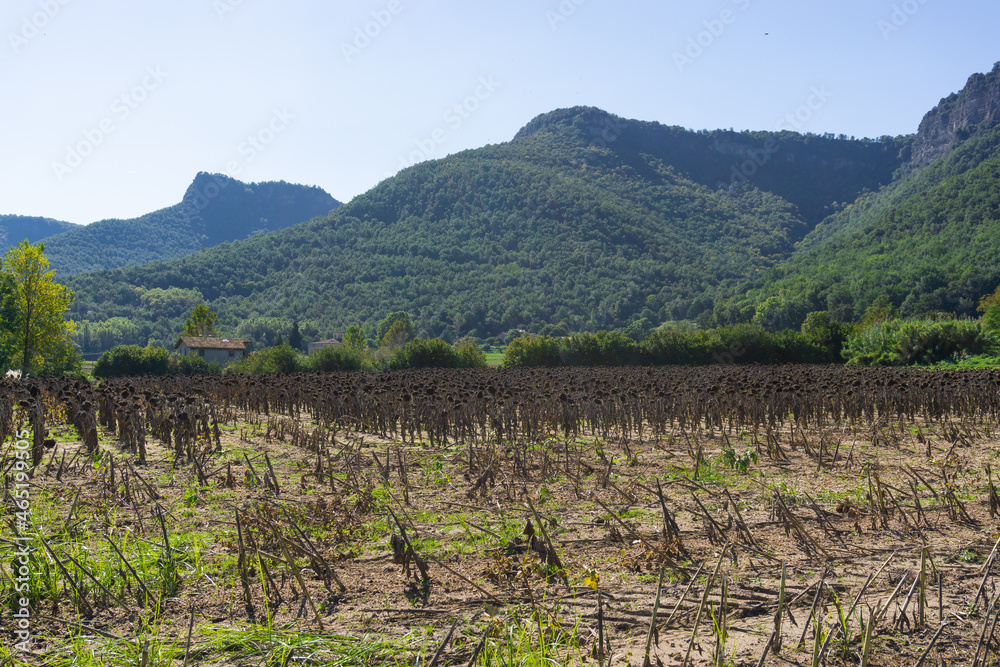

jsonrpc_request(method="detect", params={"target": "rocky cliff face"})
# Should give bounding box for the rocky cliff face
[910,62,1000,167]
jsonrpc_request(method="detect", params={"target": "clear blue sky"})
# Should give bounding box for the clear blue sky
[3,0,998,224]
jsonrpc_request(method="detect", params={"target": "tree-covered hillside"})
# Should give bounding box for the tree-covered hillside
[517,107,908,228]
[35,173,340,275]
[0,215,77,246]
[64,108,908,349]
[721,66,1000,330]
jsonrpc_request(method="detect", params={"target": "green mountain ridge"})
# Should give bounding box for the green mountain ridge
[725,63,1000,327]
[723,126,1000,328]
[0,215,78,246]
[17,173,340,275]
[515,106,908,228]
[64,109,908,349]
[60,62,1000,352]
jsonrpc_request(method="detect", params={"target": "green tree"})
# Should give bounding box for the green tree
[502,335,563,367]
[388,338,458,370]
[81,321,92,354]
[236,316,290,349]
[801,311,851,362]
[227,343,301,374]
[93,345,170,378]
[377,311,414,346]
[41,336,83,376]
[860,296,900,329]
[381,319,414,349]
[309,345,367,372]
[288,320,304,351]
[183,304,219,337]
[342,325,367,351]
[453,337,487,368]
[752,296,798,331]
[139,287,204,319]
[2,241,76,376]
[979,287,1000,333]
[0,273,20,371]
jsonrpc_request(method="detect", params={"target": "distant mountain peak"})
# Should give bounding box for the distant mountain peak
[26,174,340,274]
[513,106,627,142]
[911,61,1000,167]
[183,172,243,202]
[0,215,77,247]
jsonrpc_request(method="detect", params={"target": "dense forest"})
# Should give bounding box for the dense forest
[62,107,908,350]
[44,62,1000,355]
[724,125,1000,327]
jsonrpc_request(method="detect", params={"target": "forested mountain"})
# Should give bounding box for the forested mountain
[0,215,77,246]
[723,62,1000,328]
[32,174,340,274]
[62,62,1000,352]
[515,107,908,228]
[64,108,907,350]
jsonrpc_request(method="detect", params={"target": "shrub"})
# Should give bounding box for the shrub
[843,317,997,365]
[980,287,1000,335]
[502,335,563,367]
[565,331,642,366]
[227,343,303,374]
[710,324,826,364]
[388,338,458,370]
[167,355,219,375]
[801,311,852,362]
[984,306,1000,335]
[40,336,84,376]
[94,345,169,378]
[309,345,368,372]
[641,330,712,365]
[94,345,222,377]
[454,337,488,368]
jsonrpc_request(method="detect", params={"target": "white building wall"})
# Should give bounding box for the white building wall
[177,343,245,366]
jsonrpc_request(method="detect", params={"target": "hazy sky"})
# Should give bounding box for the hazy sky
[3,0,998,224]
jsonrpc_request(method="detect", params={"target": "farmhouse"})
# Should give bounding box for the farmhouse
[308,333,345,355]
[175,337,251,366]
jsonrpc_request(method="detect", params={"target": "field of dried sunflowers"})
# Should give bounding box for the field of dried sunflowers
[2,365,1000,666]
